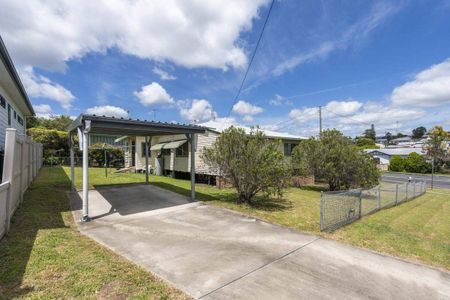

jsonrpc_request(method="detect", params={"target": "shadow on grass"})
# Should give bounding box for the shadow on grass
[0,166,70,298]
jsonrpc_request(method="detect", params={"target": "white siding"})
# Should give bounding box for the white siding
[0,85,26,151]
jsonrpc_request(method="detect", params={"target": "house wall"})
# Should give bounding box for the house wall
[0,85,26,151]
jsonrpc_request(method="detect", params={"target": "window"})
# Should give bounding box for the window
[176,142,189,157]
[161,148,171,156]
[14,110,16,119]
[0,95,5,108]
[17,116,24,126]
[7,104,11,125]
[141,142,151,157]
[284,143,297,156]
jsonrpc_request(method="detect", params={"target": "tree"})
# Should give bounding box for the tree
[202,126,291,204]
[404,153,432,173]
[292,129,379,191]
[384,132,393,142]
[27,127,71,164]
[27,115,73,131]
[388,156,405,172]
[412,126,427,139]
[363,124,376,141]
[425,126,449,172]
[355,137,378,149]
[89,143,124,168]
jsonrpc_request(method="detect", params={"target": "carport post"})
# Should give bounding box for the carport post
[145,136,150,184]
[69,133,75,191]
[190,133,196,201]
[82,121,91,221]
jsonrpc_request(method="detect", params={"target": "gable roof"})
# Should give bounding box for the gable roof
[0,36,34,116]
[199,120,306,140]
[365,148,425,156]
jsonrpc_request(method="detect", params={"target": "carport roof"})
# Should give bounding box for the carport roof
[68,114,206,136]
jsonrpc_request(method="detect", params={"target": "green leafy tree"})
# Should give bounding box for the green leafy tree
[27,115,73,131]
[89,143,124,168]
[425,126,449,172]
[363,124,376,141]
[202,126,291,204]
[355,137,379,149]
[292,129,379,191]
[27,127,70,164]
[412,126,427,139]
[404,152,432,173]
[384,132,393,142]
[388,156,405,172]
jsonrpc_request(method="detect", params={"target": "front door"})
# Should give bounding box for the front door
[131,141,136,166]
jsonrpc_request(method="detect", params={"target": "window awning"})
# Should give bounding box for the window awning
[164,140,187,149]
[150,139,187,151]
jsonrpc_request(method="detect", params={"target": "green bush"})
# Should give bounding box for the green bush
[389,156,405,172]
[89,143,124,168]
[27,127,70,162]
[404,152,432,173]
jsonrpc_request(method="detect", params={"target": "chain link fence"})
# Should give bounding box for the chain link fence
[320,181,427,232]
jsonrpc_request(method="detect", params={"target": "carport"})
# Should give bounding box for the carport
[68,114,205,221]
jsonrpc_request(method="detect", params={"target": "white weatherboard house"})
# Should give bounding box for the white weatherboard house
[0,37,35,153]
[365,148,426,169]
[123,120,305,183]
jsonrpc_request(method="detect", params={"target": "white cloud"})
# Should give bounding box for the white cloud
[232,100,263,115]
[391,58,450,107]
[178,99,217,123]
[152,67,176,81]
[134,82,174,106]
[0,0,268,72]
[286,100,426,137]
[242,115,254,123]
[34,104,52,114]
[85,105,129,118]
[21,67,75,110]
[269,94,292,106]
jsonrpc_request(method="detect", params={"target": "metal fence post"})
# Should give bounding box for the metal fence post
[320,192,323,230]
[377,186,381,210]
[359,189,363,218]
[413,181,416,198]
[395,184,399,205]
[406,182,409,201]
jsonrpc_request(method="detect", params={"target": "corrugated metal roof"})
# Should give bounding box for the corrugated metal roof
[199,120,306,140]
[365,148,425,156]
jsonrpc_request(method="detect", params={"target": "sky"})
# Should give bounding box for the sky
[1,0,450,137]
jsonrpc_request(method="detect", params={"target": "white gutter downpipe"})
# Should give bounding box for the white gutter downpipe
[82,120,91,221]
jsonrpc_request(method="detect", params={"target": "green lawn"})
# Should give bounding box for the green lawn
[0,167,189,300]
[64,166,450,270]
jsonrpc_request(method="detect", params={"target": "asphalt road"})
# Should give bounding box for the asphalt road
[382,172,450,189]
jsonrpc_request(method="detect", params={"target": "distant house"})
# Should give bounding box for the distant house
[0,36,35,178]
[123,120,305,183]
[365,148,426,169]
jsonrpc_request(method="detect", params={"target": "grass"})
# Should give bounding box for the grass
[0,167,190,300]
[64,167,450,271]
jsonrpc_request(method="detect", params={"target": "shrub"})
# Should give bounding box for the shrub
[404,153,432,173]
[202,126,291,204]
[292,129,379,191]
[389,156,405,172]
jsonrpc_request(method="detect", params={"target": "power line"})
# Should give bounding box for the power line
[227,0,275,117]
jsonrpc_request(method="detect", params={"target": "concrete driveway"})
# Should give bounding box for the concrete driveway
[70,184,450,299]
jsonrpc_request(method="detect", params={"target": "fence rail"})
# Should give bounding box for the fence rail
[320,181,426,232]
[0,128,43,239]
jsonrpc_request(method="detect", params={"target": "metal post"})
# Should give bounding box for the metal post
[320,191,324,230]
[377,186,381,210]
[70,134,75,191]
[2,129,17,233]
[395,184,399,205]
[413,181,416,198]
[82,121,90,222]
[406,182,409,201]
[358,189,362,218]
[431,157,435,190]
[145,136,149,185]
[190,133,196,201]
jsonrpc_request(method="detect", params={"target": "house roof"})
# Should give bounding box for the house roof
[0,36,34,116]
[365,148,425,156]
[68,114,206,136]
[199,120,306,140]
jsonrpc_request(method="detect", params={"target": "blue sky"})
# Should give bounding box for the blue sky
[1,0,450,137]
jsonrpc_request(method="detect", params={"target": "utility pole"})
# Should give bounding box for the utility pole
[318,106,322,137]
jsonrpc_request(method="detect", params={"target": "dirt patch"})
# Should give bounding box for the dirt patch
[96,280,133,300]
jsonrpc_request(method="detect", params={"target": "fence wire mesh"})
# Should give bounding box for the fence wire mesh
[320,181,426,232]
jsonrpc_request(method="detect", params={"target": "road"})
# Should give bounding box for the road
[382,172,450,189]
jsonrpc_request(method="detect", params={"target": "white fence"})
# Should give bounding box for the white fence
[0,128,43,239]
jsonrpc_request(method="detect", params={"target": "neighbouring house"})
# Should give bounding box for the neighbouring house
[365,148,426,170]
[122,120,305,185]
[0,36,35,179]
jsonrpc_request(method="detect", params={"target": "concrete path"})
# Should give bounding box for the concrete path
[70,185,450,299]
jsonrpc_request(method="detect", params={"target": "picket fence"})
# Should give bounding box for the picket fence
[0,128,43,239]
